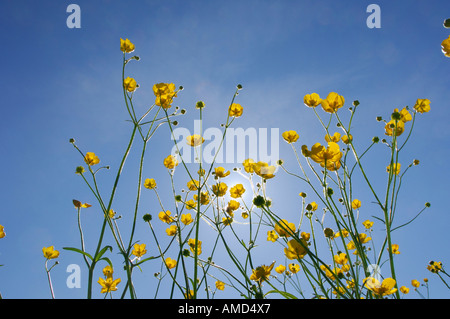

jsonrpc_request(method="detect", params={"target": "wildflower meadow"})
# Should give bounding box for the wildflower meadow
[1,1,449,303]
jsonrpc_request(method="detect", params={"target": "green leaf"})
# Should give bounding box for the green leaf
[264,290,298,299]
[98,257,113,268]
[94,245,113,262]
[63,247,94,261]
[134,256,158,266]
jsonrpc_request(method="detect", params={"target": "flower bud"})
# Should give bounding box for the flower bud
[142,214,152,222]
[444,18,450,28]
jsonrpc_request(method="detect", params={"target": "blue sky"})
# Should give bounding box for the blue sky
[0,0,449,299]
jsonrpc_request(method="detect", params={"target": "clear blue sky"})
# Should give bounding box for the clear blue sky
[0,0,449,299]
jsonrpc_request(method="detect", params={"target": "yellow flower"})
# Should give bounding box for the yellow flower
[288,263,300,274]
[274,219,296,238]
[187,179,199,191]
[123,77,137,92]
[334,229,349,238]
[386,163,401,175]
[120,38,135,53]
[411,279,420,288]
[303,142,342,171]
[163,155,178,169]
[0,225,5,238]
[144,178,157,189]
[301,232,310,241]
[303,93,322,108]
[212,182,228,197]
[186,134,205,147]
[194,192,210,205]
[242,158,255,173]
[215,280,225,291]
[102,265,114,278]
[267,230,279,242]
[185,199,196,210]
[252,161,276,179]
[385,119,405,136]
[320,265,343,281]
[389,244,400,255]
[358,233,372,244]
[284,238,308,260]
[188,238,202,255]
[394,107,412,123]
[228,103,243,117]
[250,262,275,284]
[334,252,348,265]
[362,220,374,229]
[352,199,361,209]
[181,213,193,225]
[230,184,246,198]
[227,200,240,212]
[275,264,286,274]
[131,243,147,258]
[306,202,318,211]
[321,92,345,113]
[427,261,443,273]
[166,225,177,236]
[222,217,233,226]
[241,211,249,219]
[165,257,177,269]
[400,286,410,294]
[153,83,177,109]
[442,35,450,57]
[184,290,194,299]
[214,167,230,178]
[72,199,92,209]
[413,98,431,113]
[341,134,353,144]
[282,130,299,143]
[325,132,341,143]
[98,277,121,294]
[364,277,397,296]
[158,210,174,224]
[84,152,100,166]
[43,246,60,260]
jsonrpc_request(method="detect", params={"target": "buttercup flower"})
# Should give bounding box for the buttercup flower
[386,163,401,175]
[131,243,147,258]
[73,199,92,209]
[351,199,361,209]
[123,77,137,92]
[214,167,230,178]
[413,98,431,113]
[289,263,300,274]
[427,261,443,273]
[186,134,205,147]
[242,158,255,173]
[194,192,210,205]
[166,225,177,236]
[222,217,233,226]
[228,103,243,117]
[212,182,228,197]
[303,142,342,171]
[389,244,400,255]
[215,281,225,291]
[267,230,279,242]
[441,35,450,57]
[394,107,412,123]
[120,38,135,53]
[98,276,121,294]
[274,219,296,237]
[334,252,348,265]
[341,135,353,144]
[188,238,202,255]
[230,184,246,198]
[306,202,318,211]
[364,277,397,296]
[400,286,410,294]
[284,238,308,260]
[303,93,322,108]
[144,178,157,189]
[163,155,179,169]
[102,265,114,278]
[321,92,345,113]
[275,264,286,274]
[325,132,341,143]
[252,161,276,179]
[153,83,177,109]
[250,262,275,284]
[165,257,177,269]
[362,220,374,229]
[0,225,5,238]
[158,210,174,224]
[411,279,420,288]
[227,200,240,213]
[43,246,60,260]
[181,213,193,225]
[384,119,405,136]
[84,152,100,166]
[282,130,299,143]
[185,199,196,210]
[186,179,199,191]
